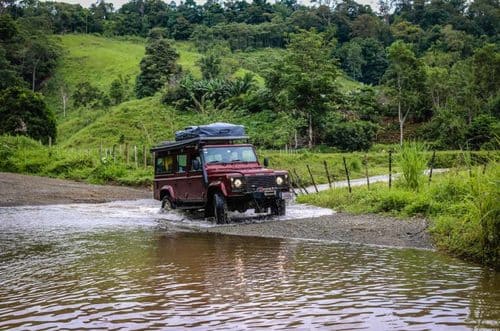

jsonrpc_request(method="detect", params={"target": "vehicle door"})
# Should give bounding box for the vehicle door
[172,152,190,201]
[186,151,205,202]
[153,152,176,200]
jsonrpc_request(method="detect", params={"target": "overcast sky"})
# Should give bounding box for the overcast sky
[52,0,380,12]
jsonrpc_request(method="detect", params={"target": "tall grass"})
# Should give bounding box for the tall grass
[468,165,499,266]
[298,161,500,268]
[397,142,428,191]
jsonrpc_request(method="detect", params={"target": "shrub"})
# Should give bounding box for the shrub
[44,154,94,176]
[374,189,413,212]
[0,87,56,144]
[324,120,378,152]
[466,114,498,150]
[397,142,428,191]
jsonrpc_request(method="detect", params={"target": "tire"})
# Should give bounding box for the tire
[213,192,229,224]
[271,198,286,216]
[161,194,175,211]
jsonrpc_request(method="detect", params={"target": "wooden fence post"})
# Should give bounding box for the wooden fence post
[388,150,392,189]
[125,143,129,164]
[290,172,304,195]
[428,150,436,184]
[307,164,319,193]
[143,145,147,168]
[134,145,138,168]
[323,160,332,189]
[364,155,370,189]
[343,156,351,194]
[293,169,308,194]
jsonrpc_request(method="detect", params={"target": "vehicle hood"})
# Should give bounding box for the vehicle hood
[206,164,287,177]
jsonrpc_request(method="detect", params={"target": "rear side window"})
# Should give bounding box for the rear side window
[156,155,175,174]
[177,154,187,173]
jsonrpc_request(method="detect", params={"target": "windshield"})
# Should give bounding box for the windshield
[203,146,257,164]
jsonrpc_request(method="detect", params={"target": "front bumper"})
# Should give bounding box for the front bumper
[248,189,292,200]
[228,188,291,201]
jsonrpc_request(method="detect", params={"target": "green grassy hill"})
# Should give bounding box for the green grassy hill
[44,34,364,149]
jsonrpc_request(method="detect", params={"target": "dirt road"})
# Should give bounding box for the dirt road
[0,172,151,206]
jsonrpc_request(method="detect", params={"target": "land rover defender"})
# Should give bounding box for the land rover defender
[151,123,291,223]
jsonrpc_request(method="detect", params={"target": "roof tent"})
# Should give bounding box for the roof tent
[175,122,246,141]
[151,123,249,152]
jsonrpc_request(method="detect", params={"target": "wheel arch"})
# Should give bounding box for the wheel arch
[159,185,175,201]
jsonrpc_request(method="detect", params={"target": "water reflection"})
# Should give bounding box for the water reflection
[0,205,499,330]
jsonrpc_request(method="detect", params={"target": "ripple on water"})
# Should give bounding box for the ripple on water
[0,203,499,330]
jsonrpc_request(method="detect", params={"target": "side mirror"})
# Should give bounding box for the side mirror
[263,157,269,167]
[192,159,201,171]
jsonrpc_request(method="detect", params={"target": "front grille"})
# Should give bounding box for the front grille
[246,175,275,190]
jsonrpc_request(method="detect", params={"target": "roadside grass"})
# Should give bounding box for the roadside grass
[0,135,152,186]
[298,162,500,268]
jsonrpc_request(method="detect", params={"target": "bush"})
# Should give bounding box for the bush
[73,82,105,108]
[397,142,428,191]
[324,120,378,152]
[466,114,498,150]
[44,154,94,175]
[423,107,467,149]
[0,87,56,144]
[374,189,413,212]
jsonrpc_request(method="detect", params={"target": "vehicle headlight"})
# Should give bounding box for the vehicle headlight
[230,177,244,189]
[233,178,243,188]
[276,176,284,185]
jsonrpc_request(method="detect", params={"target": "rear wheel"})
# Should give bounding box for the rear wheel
[161,194,175,211]
[271,198,286,216]
[213,192,229,224]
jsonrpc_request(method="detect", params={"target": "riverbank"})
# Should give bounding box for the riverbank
[201,212,432,249]
[298,164,500,268]
[0,172,151,206]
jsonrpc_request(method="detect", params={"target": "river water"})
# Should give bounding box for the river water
[0,200,499,330]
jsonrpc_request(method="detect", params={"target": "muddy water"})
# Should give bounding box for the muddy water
[0,200,499,330]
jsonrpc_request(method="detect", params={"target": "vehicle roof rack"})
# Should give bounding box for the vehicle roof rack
[150,136,250,152]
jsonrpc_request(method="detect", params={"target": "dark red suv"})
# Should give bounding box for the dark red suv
[152,123,291,223]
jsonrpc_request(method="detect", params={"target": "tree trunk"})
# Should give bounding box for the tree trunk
[397,75,404,146]
[32,60,39,92]
[308,113,313,149]
[399,110,404,146]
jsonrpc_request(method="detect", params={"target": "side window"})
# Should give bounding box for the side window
[155,155,175,174]
[177,154,187,173]
[191,154,201,172]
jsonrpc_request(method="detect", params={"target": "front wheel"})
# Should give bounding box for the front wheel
[213,192,229,224]
[271,198,286,216]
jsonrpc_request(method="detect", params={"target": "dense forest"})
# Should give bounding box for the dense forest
[0,0,498,150]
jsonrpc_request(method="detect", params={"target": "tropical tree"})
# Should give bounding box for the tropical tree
[135,37,180,98]
[266,30,339,148]
[383,40,426,145]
